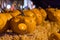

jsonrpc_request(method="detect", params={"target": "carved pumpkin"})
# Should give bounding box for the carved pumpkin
[10,15,27,34]
[10,15,36,34]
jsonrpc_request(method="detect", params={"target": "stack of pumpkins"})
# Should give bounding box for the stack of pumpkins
[10,8,47,34]
[0,10,21,33]
[0,7,60,39]
[0,8,47,34]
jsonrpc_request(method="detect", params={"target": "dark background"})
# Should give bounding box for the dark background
[1,0,60,8]
[31,0,60,8]
[10,0,60,8]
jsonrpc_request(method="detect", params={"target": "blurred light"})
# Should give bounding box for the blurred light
[28,0,35,9]
[20,5,23,9]
[4,2,7,7]
[0,10,1,13]
[6,4,11,9]
[32,5,36,9]
[23,0,35,9]
[28,0,31,7]
[23,0,28,8]
[0,8,2,13]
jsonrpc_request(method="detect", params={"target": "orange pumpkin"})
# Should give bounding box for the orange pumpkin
[10,15,27,34]
[39,8,47,20]
[10,15,36,34]
[0,13,12,33]
[46,8,60,22]
[24,17,36,33]
[23,10,36,20]
[10,10,21,17]
[31,8,43,25]
[53,32,60,40]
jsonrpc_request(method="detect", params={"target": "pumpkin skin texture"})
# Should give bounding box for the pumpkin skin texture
[31,8,43,25]
[24,17,36,33]
[54,9,60,24]
[10,10,21,17]
[23,10,36,33]
[23,10,36,20]
[5,13,12,20]
[53,32,60,40]
[10,16,27,34]
[10,15,36,34]
[46,8,60,23]
[0,13,12,33]
[39,8,47,20]
[0,14,7,33]
[46,8,56,21]
[46,8,55,11]
[23,10,34,17]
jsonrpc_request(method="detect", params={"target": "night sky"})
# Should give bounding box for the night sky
[31,0,60,8]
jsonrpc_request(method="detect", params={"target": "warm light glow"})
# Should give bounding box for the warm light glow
[6,4,11,9]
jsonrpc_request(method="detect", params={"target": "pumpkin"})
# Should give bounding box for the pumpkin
[46,8,60,23]
[23,10,36,20]
[0,13,12,33]
[31,8,43,25]
[10,10,21,17]
[23,10,34,17]
[10,15,27,34]
[53,32,60,40]
[5,13,12,20]
[46,8,56,11]
[39,8,47,20]
[24,17,36,33]
[10,15,36,34]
